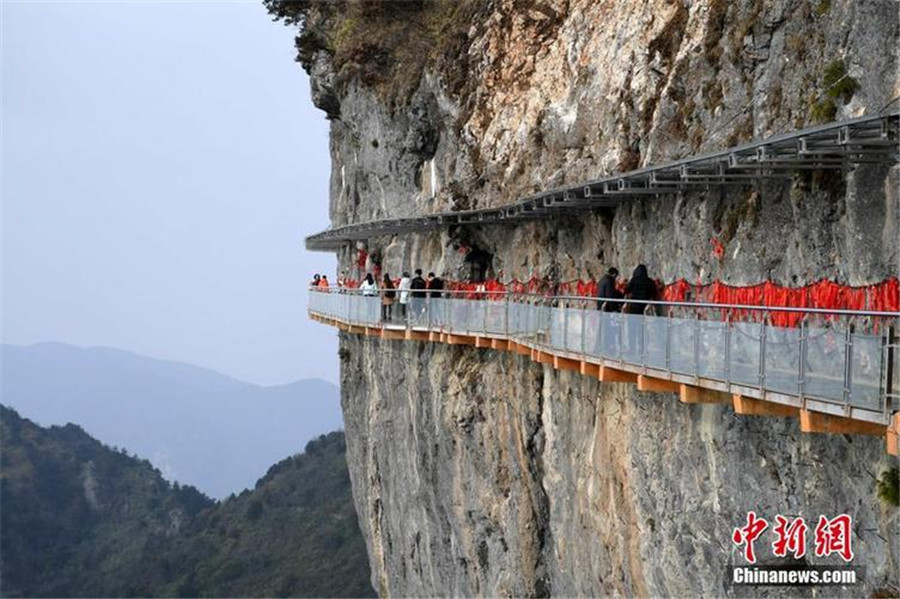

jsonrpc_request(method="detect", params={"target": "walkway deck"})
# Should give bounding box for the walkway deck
[309,291,899,454]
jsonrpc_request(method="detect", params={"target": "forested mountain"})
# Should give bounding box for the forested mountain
[0,406,373,598]
[1,342,342,499]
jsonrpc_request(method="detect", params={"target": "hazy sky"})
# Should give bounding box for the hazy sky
[2,0,339,385]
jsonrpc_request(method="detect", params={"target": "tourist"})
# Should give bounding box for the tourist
[625,264,657,313]
[427,272,444,299]
[398,272,411,319]
[381,274,396,321]
[597,267,623,312]
[410,269,427,320]
[360,273,377,296]
[624,264,657,355]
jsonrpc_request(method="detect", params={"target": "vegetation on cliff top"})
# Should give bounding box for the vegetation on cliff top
[0,405,373,597]
[263,0,485,105]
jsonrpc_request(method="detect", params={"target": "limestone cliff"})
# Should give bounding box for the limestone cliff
[274,0,900,595]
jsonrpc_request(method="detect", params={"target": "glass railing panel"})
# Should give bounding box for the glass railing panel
[619,313,644,365]
[850,331,882,410]
[565,308,583,353]
[596,311,622,360]
[466,299,478,333]
[508,302,524,335]
[473,300,488,335]
[804,323,847,403]
[668,316,697,376]
[729,321,762,388]
[433,298,449,328]
[485,301,506,336]
[583,309,601,358]
[697,319,727,380]
[644,315,668,371]
[762,324,800,395]
[549,307,565,350]
[367,296,381,325]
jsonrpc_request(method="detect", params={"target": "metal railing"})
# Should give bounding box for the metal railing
[308,288,899,423]
[307,113,899,250]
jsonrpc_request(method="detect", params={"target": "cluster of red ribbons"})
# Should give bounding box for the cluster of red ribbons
[660,278,899,326]
[334,274,899,325]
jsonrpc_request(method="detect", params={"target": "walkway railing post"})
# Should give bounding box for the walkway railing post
[724,312,732,384]
[798,317,808,400]
[618,311,625,365]
[665,310,672,375]
[882,324,896,416]
[581,301,587,360]
[641,308,648,371]
[598,303,605,358]
[842,321,855,411]
[758,312,768,392]
[693,311,701,380]
[504,292,510,338]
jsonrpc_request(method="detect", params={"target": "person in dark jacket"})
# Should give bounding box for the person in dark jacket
[427,272,444,299]
[596,267,623,312]
[410,269,427,320]
[624,264,657,356]
[625,264,657,314]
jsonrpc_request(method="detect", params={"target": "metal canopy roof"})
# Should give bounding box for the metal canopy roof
[306,112,900,252]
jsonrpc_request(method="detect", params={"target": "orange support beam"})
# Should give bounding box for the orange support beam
[475,336,492,348]
[364,327,382,338]
[428,331,443,342]
[491,339,509,351]
[580,361,600,377]
[732,395,799,418]
[888,413,899,456]
[679,385,730,404]
[381,328,406,341]
[405,330,430,342]
[446,333,476,346]
[532,350,554,365]
[636,375,680,394]
[347,324,365,335]
[599,366,638,384]
[799,409,886,436]
[553,355,580,372]
[513,342,531,356]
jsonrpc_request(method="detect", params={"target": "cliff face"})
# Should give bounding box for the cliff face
[288,0,900,595]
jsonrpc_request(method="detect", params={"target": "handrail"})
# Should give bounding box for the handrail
[307,287,900,319]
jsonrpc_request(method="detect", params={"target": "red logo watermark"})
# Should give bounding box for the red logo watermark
[732,513,854,564]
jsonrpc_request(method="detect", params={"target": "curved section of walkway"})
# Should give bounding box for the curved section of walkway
[309,289,899,453]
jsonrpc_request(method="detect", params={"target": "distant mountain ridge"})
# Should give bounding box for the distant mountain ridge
[0,406,374,597]
[0,342,342,498]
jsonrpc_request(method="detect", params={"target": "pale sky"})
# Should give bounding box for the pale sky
[2,0,339,385]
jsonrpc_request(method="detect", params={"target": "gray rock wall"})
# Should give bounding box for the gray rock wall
[294,0,900,595]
